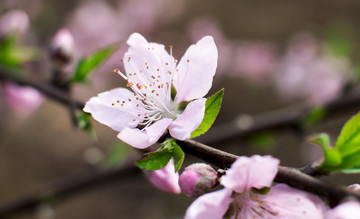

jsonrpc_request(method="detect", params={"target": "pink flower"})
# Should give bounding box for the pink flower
[232,42,277,81]
[325,201,360,219]
[185,155,327,219]
[84,33,218,148]
[4,82,44,118]
[148,159,181,194]
[50,28,75,65]
[0,10,29,37]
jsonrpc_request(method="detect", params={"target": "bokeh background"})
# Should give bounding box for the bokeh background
[1,0,360,218]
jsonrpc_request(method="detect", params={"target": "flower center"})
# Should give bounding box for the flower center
[231,191,278,218]
[112,49,180,129]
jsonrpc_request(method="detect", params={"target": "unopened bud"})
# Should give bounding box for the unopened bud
[179,163,218,197]
[148,159,181,194]
[50,28,75,66]
[0,10,29,37]
[348,184,360,192]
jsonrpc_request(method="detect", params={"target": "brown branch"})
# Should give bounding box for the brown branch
[177,139,360,207]
[0,66,84,110]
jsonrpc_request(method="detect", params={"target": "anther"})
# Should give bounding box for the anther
[128,99,132,101]
[112,103,115,106]
[121,59,124,62]
[136,83,142,90]
[113,69,120,74]
[127,82,133,87]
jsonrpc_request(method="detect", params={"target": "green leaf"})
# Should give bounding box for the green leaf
[172,143,185,172]
[161,139,185,172]
[302,106,326,127]
[309,133,330,148]
[340,167,360,174]
[77,112,97,140]
[70,44,117,83]
[309,133,342,169]
[0,36,37,68]
[334,112,360,155]
[190,89,224,138]
[135,147,173,170]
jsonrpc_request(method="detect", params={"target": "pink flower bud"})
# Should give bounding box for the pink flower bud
[0,10,29,37]
[148,159,181,194]
[348,184,360,192]
[50,28,75,65]
[4,82,44,118]
[179,163,218,197]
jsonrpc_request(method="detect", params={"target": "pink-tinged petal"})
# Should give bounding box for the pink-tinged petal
[124,33,175,85]
[221,155,279,193]
[263,184,327,219]
[83,88,140,132]
[325,201,360,219]
[117,118,172,149]
[148,159,181,194]
[174,36,218,102]
[184,188,233,219]
[168,98,206,140]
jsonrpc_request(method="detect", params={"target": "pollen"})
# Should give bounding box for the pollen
[136,83,142,89]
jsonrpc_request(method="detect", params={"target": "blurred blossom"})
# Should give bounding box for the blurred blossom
[118,0,184,34]
[179,163,218,197]
[232,42,277,81]
[69,1,122,54]
[148,159,181,194]
[274,33,350,105]
[0,10,29,37]
[50,28,75,66]
[325,201,360,219]
[4,82,44,118]
[348,184,360,192]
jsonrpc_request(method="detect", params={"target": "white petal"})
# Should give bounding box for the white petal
[221,155,279,193]
[168,98,206,140]
[124,33,175,87]
[83,88,139,132]
[184,189,233,219]
[325,201,360,219]
[263,184,328,219]
[117,118,172,149]
[174,36,218,102]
